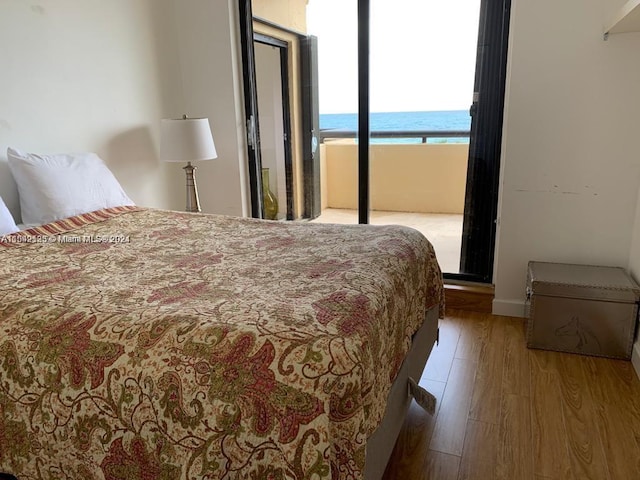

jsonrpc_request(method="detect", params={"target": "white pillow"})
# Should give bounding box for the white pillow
[7,148,134,226]
[0,196,19,235]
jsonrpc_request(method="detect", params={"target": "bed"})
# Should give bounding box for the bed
[0,150,443,480]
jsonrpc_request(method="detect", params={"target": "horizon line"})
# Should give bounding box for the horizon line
[320,108,469,115]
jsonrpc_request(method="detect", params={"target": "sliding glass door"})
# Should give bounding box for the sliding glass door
[320,0,509,282]
[306,0,360,226]
[368,0,480,275]
[240,0,510,283]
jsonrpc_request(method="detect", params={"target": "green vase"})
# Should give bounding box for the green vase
[261,168,278,220]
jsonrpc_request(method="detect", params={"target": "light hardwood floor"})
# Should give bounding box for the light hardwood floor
[382,309,640,480]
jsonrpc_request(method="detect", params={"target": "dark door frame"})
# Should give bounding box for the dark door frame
[358,0,370,225]
[238,0,263,218]
[253,33,295,220]
[458,0,512,283]
[300,35,321,220]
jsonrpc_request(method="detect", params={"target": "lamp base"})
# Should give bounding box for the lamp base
[184,162,201,213]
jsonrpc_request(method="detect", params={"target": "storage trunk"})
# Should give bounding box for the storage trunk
[525,261,640,359]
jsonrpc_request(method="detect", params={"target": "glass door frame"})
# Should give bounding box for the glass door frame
[458,0,512,283]
[238,0,263,218]
[357,0,511,283]
[239,0,511,283]
[357,0,370,225]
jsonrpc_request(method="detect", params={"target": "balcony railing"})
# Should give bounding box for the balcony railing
[316,129,470,273]
[318,129,470,215]
[319,129,470,143]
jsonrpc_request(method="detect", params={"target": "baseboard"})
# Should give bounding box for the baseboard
[444,283,494,314]
[632,342,640,381]
[492,299,525,318]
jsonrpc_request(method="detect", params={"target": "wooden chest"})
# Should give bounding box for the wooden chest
[525,261,640,359]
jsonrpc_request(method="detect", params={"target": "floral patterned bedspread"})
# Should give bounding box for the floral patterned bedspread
[0,207,443,480]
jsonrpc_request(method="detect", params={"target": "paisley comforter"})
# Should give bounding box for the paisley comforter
[0,207,443,480]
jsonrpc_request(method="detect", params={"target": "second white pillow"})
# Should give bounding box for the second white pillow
[0,195,19,235]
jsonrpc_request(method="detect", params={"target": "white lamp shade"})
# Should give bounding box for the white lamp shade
[160,117,217,162]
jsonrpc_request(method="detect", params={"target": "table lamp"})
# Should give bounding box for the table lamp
[160,115,217,213]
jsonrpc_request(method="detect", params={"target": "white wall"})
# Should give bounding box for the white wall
[169,0,249,217]
[0,0,249,220]
[626,18,640,374]
[630,190,640,375]
[493,0,640,318]
[0,0,186,220]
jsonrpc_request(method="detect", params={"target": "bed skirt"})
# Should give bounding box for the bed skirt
[364,304,440,479]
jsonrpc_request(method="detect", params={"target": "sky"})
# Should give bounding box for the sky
[306,0,481,114]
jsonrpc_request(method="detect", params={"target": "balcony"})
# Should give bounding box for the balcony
[311,130,469,274]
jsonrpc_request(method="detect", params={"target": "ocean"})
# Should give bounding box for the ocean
[319,109,471,144]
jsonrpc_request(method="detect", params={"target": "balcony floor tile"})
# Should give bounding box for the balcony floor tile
[311,208,462,274]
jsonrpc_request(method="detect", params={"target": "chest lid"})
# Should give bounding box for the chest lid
[527,261,640,303]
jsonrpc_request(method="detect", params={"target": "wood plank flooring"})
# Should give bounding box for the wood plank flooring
[382,310,640,480]
[444,284,494,314]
